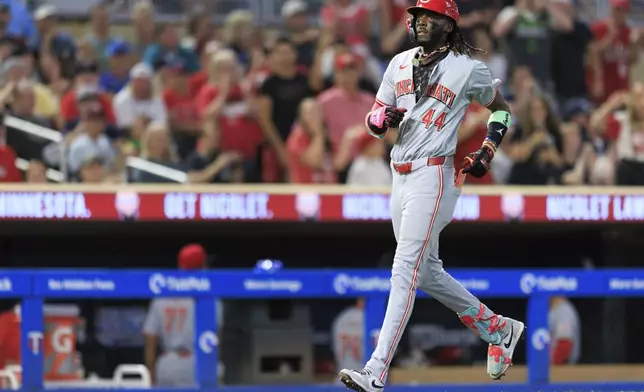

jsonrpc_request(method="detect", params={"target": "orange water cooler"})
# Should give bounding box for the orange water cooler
[43,305,85,383]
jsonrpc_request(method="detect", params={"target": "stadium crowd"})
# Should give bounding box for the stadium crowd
[0,0,642,185]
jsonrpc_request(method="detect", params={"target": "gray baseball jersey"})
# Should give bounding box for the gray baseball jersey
[375,49,500,162]
[143,298,195,351]
[332,306,364,373]
[143,298,224,350]
[143,298,224,387]
[549,299,580,364]
[364,49,504,383]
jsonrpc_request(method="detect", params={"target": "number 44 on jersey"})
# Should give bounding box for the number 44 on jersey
[421,109,446,131]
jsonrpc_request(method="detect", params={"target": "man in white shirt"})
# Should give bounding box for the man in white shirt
[113,62,167,130]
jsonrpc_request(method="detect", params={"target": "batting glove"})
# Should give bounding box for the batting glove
[367,106,407,136]
[462,141,496,178]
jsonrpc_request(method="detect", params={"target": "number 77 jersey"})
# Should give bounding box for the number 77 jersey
[375,48,501,163]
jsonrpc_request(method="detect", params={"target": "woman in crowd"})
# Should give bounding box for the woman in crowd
[196,48,263,181]
[506,94,565,184]
[286,98,360,184]
[130,1,156,59]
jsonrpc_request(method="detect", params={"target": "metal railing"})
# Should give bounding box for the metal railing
[4,115,187,183]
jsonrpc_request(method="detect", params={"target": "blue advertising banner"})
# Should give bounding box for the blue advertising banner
[3,268,644,392]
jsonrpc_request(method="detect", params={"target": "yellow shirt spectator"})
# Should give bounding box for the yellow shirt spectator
[33,83,59,119]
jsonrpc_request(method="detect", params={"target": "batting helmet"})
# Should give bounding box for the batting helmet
[406,0,460,41]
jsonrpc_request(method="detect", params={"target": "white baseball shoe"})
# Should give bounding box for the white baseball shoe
[487,318,525,380]
[339,368,385,392]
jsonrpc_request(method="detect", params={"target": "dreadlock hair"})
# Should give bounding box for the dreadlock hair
[446,25,486,57]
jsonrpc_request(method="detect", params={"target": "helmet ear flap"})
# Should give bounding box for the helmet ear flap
[406,17,417,42]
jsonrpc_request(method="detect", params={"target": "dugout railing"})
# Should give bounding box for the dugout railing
[2,268,644,392]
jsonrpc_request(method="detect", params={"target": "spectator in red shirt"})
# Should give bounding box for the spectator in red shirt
[60,61,115,126]
[588,0,638,104]
[317,52,374,179]
[196,49,263,173]
[190,40,224,94]
[286,98,340,184]
[456,102,494,184]
[163,63,201,159]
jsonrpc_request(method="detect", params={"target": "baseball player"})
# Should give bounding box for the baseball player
[332,299,365,375]
[143,244,222,387]
[340,1,525,390]
[549,296,580,364]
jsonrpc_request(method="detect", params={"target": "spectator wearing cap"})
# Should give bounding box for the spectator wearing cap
[493,0,573,90]
[85,2,117,72]
[1,0,37,47]
[317,52,375,180]
[550,0,593,111]
[258,38,314,182]
[113,63,167,146]
[67,104,118,177]
[100,40,134,95]
[286,98,339,184]
[130,0,156,59]
[346,131,391,186]
[60,61,115,127]
[78,156,106,183]
[321,40,379,94]
[195,49,263,175]
[588,0,638,105]
[282,0,319,69]
[33,4,77,81]
[143,22,199,74]
[163,62,201,159]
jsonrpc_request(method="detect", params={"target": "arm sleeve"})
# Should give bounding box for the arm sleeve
[467,61,502,107]
[374,59,397,107]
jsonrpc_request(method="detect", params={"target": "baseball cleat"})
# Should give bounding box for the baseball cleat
[487,318,526,380]
[339,368,385,392]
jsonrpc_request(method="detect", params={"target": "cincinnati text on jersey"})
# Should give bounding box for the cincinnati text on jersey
[394,79,456,109]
